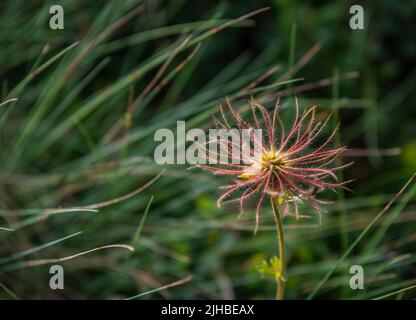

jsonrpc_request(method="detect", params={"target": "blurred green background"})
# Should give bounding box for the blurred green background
[0,0,415,299]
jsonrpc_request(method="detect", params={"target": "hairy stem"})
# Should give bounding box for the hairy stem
[271,196,286,300]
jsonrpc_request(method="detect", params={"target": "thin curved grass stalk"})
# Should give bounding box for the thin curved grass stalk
[125,275,193,300]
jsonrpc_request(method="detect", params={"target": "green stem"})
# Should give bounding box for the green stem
[271,196,286,300]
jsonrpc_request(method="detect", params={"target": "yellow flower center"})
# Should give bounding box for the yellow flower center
[239,150,286,179]
[263,151,286,168]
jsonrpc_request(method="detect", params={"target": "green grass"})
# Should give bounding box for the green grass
[0,0,415,300]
